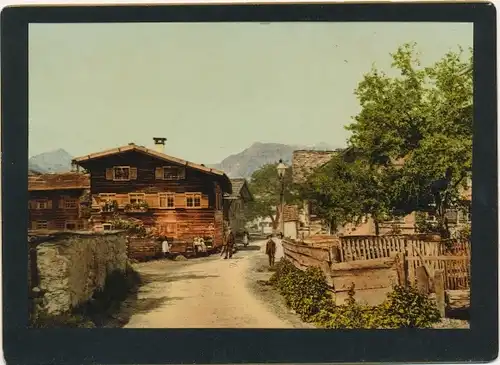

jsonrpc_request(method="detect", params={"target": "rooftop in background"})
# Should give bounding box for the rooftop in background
[292,149,340,184]
[29,172,90,191]
[224,178,253,201]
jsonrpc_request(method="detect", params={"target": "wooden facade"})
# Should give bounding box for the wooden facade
[72,143,232,250]
[223,178,253,235]
[28,173,91,231]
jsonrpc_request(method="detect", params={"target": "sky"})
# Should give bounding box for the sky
[28,22,472,164]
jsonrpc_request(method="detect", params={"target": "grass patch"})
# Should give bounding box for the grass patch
[269,258,441,329]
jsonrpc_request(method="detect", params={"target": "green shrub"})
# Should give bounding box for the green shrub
[270,259,333,321]
[270,259,441,329]
[376,285,441,328]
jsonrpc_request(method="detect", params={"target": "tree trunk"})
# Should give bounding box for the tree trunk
[374,218,380,236]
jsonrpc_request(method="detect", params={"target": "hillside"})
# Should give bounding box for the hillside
[29,148,73,173]
[209,142,338,178]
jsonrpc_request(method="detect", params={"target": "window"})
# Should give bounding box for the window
[129,193,146,204]
[99,193,116,201]
[36,221,48,229]
[159,193,175,208]
[113,166,130,181]
[164,167,180,180]
[186,193,201,208]
[64,199,78,209]
[102,223,112,231]
[156,166,185,180]
[37,200,48,209]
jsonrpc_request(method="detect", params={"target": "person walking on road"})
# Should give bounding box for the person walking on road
[242,230,249,247]
[266,234,277,267]
[224,230,235,259]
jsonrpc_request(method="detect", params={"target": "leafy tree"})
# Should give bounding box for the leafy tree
[245,163,297,230]
[345,42,473,237]
[302,154,392,235]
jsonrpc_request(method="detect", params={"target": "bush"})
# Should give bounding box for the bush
[377,285,440,328]
[270,259,333,321]
[270,259,441,329]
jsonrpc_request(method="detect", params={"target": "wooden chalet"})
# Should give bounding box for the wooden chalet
[223,178,253,235]
[71,140,232,250]
[28,172,91,231]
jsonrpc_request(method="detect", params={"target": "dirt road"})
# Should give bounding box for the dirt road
[121,239,300,328]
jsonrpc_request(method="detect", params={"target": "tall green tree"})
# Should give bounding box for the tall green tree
[345,42,473,237]
[245,163,296,230]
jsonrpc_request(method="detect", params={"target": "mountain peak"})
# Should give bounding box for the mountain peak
[209,142,339,178]
[29,148,73,173]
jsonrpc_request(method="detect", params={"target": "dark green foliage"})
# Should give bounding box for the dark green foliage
[245,163,299,229]
[270,259,441,329]
[301,43,472,237]
[270,259,333,321]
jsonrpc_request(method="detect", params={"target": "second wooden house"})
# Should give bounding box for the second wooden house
[71,139,232,253]
[28,172,91,232]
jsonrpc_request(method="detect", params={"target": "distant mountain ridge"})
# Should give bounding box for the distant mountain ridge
[28,142,339,178]
[29,148,73,173]
[208,141,339,178]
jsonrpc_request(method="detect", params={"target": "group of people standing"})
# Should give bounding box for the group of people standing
[159,226,280,267]
[220,229,250,259]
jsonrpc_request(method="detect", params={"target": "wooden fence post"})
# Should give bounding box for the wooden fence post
[395,253,407,287]
[434,269,446,318]
[416,266,429,295]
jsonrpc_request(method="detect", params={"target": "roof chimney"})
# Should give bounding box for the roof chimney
[153,137,167,154]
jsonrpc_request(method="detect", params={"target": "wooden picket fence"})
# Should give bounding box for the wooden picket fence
[338,235,470,290]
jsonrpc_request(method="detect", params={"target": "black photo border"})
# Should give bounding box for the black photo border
[1,2,497,364]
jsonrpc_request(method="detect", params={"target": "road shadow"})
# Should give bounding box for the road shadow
[237,245,261,251]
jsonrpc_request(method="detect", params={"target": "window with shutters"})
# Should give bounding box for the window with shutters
[156,166,185,180]
[113,166,130,181]
[129,193,146,204]
[34,199,51,210]
[159,193,175,208]
[64,198,78,209]
[36,220,48,229]
[186,193,201,208]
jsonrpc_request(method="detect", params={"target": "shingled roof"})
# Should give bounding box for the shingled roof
[224,178,253,201]
[29,172,90,191]
[292,150,339,184]
[72,143,232,193]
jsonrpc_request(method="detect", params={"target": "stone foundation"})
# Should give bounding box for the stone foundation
[29,231,127,315]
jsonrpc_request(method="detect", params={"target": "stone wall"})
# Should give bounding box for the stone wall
[30,231,127,315]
